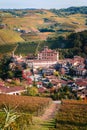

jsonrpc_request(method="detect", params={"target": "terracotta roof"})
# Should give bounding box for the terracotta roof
[37,82,42,85]
[0,86,25,94]
[38,87,47,93]
[0,82,4,86]
[60,80,67,85]
[76,79,87,86]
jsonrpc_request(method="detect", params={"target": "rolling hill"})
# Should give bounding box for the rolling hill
[0,7,87,44]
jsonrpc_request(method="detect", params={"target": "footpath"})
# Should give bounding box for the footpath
[30,101,61,130]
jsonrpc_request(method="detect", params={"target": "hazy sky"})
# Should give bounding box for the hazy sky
[0,0,87,9]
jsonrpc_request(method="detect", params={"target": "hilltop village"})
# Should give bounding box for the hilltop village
[0,7,87,130]
[0,46,87,100]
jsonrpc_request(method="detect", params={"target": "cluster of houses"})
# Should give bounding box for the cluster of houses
[57,56,87,77]
[0,46,87,100]
[13,27,39,34]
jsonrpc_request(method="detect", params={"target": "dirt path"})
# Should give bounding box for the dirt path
[39,101,61,121]
[30,101,61,130]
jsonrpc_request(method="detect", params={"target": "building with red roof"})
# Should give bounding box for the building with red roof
[0,86,26,95]
[37,46,59,61]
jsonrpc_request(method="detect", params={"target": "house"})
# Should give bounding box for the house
[32,60,57,68]
[0,86,26,95]
[38,87,47,93]
[77,88,87,99]
[37,81,43,88]
[0,81,5,87]
[42,68,54,76]
[73,56,84,64]
[75,68,87,77]
[75,79,87,90]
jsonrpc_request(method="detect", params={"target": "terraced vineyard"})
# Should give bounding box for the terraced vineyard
[52,100,87,130]
[0,30,24,44]
[0,94,52,114]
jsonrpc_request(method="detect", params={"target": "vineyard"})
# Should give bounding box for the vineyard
[0,94,52,114]
[0,41,50,56]
[15,42,39,55]
[0,44,16,55]
[0,94,52,129]
[0,42,38,56]
[52,100,87,130]
[0,8,86,45]
[0,30,24,44]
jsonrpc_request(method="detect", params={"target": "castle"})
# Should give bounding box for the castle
[32,46,59,68]
[37,46,59,61]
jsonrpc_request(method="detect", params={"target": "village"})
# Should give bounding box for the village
[0,46,87,100]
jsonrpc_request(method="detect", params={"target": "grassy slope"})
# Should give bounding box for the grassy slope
[0,29,24,44]
[29,118,55,130]
[0,10,86,44]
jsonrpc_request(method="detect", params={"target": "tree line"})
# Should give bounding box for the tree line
[47,30,87,58]
[50,6,87,16]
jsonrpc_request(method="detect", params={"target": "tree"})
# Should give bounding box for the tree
[0,55,23,81]
[47,82,53,88]
[51,86,77,100]
[0,55,12,80]
[54,71,60,77]
[14,65,22,80]
[7,71,14,79]
[27,87,38,96]
[0,15,2,24]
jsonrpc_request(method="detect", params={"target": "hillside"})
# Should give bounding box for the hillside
[0,30,87,57]
[0,7,87,44]
[0,29,24,44]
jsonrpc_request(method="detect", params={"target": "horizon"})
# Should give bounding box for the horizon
[0,6,87,10]
[0,0,87,9]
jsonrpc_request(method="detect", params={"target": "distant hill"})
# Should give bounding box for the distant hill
[50,6,87,16]
[0,7,87,44]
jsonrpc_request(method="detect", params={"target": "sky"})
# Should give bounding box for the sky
[0,0,87,9]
